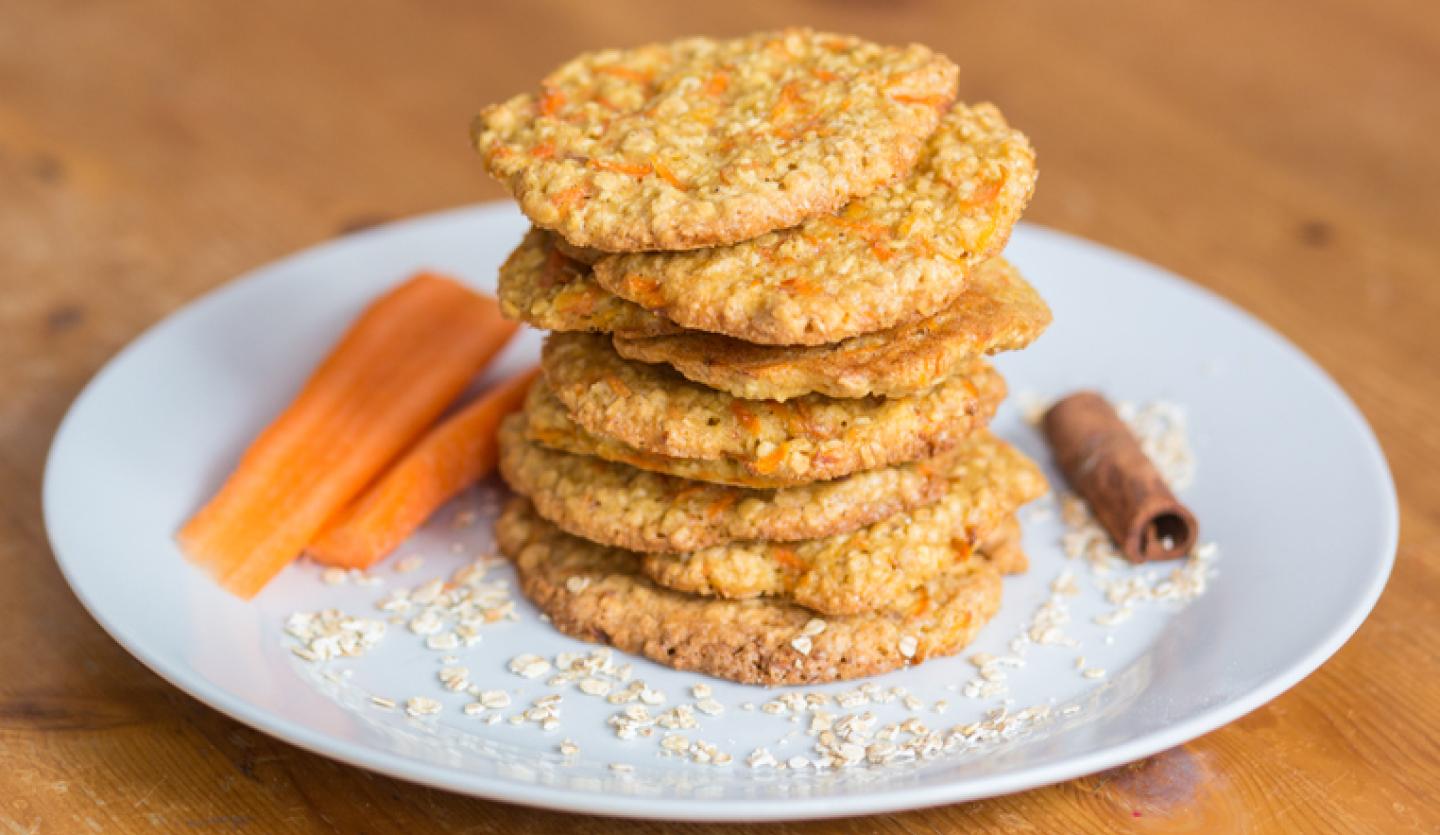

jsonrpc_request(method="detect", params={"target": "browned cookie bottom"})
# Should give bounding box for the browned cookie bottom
[497,498,1007,686]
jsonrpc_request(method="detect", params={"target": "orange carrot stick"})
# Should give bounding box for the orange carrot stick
[177,273,518,598]
[307,367,539,569]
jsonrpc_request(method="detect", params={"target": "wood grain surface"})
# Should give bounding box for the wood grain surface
[3,1,1438,831]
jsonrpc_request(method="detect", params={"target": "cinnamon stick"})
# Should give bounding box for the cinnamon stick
[1042,391,1198,562]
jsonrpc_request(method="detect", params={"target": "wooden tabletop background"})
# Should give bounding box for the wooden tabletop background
[4,1,1438,831]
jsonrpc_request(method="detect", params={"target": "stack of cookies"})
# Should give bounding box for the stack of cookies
[473,29,1051,685]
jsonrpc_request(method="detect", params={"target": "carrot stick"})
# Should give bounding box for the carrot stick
[308,367,539,569]
[177,273,518,598]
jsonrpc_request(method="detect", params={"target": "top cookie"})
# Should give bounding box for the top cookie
[591,102,1037,344]
[473,29,958,252]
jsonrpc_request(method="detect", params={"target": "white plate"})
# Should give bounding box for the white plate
[44,203,1397,821]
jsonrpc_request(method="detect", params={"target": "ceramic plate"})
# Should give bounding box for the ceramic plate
[44,203,1397,821]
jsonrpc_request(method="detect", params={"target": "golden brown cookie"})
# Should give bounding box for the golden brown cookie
[979,515,1027,575]
[612,257,1051,400]
[638,433,1047,615]
[591,103,1036,344]
[497,228,680,337]
[499,412,968,553]
[542,332,1006,484]
[550,234,603,266]
[498,498,1004,686]
[474,29,958,251]
[523,379,802,488]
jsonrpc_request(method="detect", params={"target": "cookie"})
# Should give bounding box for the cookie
[498,228,679,337]
[542,332,1005,484]
[591,103,1036,345]
[979,514,1027,575]
[550,234,603,266]
[499,412,967,552]
[523,378,802,488]
[474,29,958,251]
[639,433,1046,615]
[613,257,1050,400]
[498,498,1003,686]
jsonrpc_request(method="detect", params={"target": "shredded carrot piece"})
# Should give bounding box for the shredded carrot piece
[589,158,653,178]
[813,68,839,82]
[779,277,819,297]
[729,401,762,435]
[796,231,825,250]
[908,585,931,618]
[772,546,804,571]
[963,179,1003,207]
[770,81,805,121]
[308,368,538,569]
[551,185,588,212]
[530,141,556,160]
[177,274,517,598]
[890,93,949,108]
[705,71,730,95]
[834,211,889,241]
[869,239,894,262]
[705,493,738,520]
[623,274,666,308]
[753,443,787,475]
[651,157,686,189]
[596,64,653,83]
[538,88,566,116]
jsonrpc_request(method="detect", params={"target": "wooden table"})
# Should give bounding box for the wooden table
[4,1,1437,831]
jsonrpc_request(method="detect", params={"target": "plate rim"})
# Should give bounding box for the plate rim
[42,202,1399,821]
